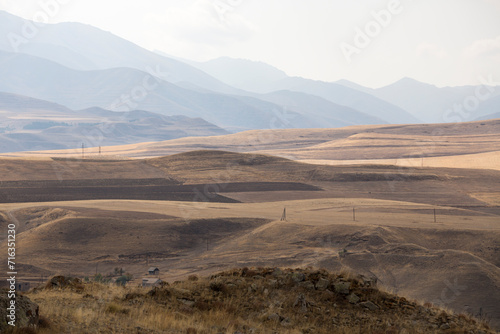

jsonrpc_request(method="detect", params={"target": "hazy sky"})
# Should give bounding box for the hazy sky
[1,0,499,88]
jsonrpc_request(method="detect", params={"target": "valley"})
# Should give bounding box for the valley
[1,146,499,329]
[0,6,499,333]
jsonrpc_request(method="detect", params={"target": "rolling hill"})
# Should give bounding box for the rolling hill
[12,119,500,173]
[0,150,499,327]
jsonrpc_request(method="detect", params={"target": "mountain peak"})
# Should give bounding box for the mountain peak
[390,77,436,88]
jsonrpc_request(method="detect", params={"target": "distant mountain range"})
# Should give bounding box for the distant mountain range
[0,92,228,153]
[0,10,499,153]
[0,11,240,95]
[190,58,500,124]
[371,78,500,123]
[187,57,420,124]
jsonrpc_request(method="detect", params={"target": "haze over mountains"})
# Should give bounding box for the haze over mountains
[190,57,500,124]
[0,91,228,153]
[0,10,499,153]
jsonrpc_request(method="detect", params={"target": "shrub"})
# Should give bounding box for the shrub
[209,282,227,293]
[38,315,52,329]
[105,303,130,314]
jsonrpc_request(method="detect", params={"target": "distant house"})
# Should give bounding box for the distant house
[142,278,162,288]
[148,267,160,276]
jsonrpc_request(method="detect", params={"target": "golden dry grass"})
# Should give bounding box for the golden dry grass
[22,268,495,334]
[298,150,500,171]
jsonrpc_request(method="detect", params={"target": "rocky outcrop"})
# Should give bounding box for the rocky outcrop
[0,289,39,331]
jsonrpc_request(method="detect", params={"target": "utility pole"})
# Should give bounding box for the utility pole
[353,207,356,221]
[434,208,437,223]
[280,207,286,221]
[82,143,85,159]
[99,146,101,155]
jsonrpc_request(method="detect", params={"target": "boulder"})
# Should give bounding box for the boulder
[293,293,308,313]
[334,282,351,295]
[45,276,83,291]
[298,281,315,290]
[347,293,360,304]
[291,272,305,283]
[360,301,379,311]
[0,290,39,331]
[315,278,330,291]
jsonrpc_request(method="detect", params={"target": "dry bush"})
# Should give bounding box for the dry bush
[105,302,130,314]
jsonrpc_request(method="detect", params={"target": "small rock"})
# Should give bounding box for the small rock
[178,298,195,306]
[440,323,450,330]
[315,278,330,290]
[281,317,292,327]
[292,272,305,283]
[293,293,308,313]
[298,281,315,290]
[334,282,351,295]
[173,288,191,296]
[360,301,379,311]
[268,313,280,321]
[272,268,283,277]
[268,279,278,288]
[347,293,360,304]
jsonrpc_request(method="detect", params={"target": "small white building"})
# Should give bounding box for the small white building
[142,278,162,288]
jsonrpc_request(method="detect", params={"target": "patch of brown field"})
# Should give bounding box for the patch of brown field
[257,132,500,161]
[0,157,170,181]
[470,192,500,206]
[3,150,500,210]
